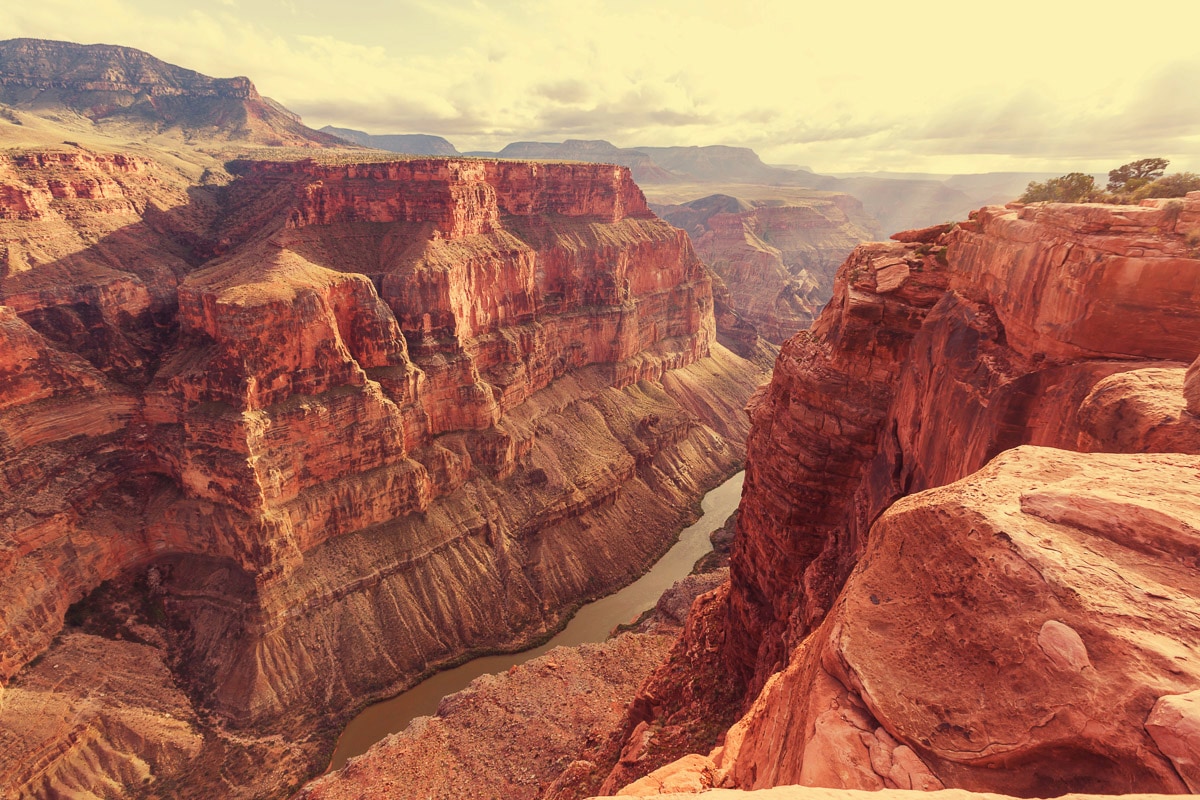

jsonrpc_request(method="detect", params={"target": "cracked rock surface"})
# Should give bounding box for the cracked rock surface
[720,446,1200,795]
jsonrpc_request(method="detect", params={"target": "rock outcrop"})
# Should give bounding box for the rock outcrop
[591,789,1182,800]
[595,193,1200,794]
[0,149,768,798]
[654,194,880,344]
[728,195,1200,691]
[720,447,1200,795]
[318,127,461,156]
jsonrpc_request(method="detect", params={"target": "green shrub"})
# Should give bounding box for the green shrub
[1130,172,1200,201]
[1020,173,1097,203]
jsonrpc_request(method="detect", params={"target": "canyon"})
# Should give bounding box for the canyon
[304,193,1200,800]
[0,138,768,797]
[653,193,880,344]
[6,35,1200,800]
[586,193,1200,796]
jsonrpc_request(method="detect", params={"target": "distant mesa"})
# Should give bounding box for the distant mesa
[0,37,341,147]
[466,140,830,188]
[319,125,460,155]
[637,144,820,184]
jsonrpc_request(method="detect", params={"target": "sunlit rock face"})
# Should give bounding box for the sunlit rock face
[595,193,1200,794]
[720,446,1200,795]
[0,151,768,797]
[728,195,1200,688]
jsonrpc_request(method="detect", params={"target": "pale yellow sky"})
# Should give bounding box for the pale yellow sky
[3,0,1198,174]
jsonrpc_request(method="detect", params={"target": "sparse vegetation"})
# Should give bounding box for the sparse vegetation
[1129,172,1200,201]
[1019,173,1099,203]
[1019,158,1200,205]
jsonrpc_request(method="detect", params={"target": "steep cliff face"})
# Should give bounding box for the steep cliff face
[655,194,880,344]
[728,196,1200,689]
[0,150,768,797]
[719,446,1200,795]
[598,194,1200,794]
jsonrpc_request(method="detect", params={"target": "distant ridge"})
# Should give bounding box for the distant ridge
[465,138,976,230]
[471,139,819,186]
[0,37,341,147]
[320,125,459,155]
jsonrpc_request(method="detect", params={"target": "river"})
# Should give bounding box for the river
[327,470,745,771]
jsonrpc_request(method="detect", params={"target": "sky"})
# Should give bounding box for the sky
[3,0,1199,174]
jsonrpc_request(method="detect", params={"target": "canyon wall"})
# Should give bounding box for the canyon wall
[596,195,1200,795]
[727,197,1200,689]
[0,151,767,797]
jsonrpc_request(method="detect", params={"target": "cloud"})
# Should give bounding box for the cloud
[534,79,592,105]
[1,0,1198,173]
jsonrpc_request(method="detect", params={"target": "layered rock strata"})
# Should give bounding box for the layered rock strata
[596,194,1200,793]
[293,563,738,800]
[0,151,767,797]
[728,195,1200,690]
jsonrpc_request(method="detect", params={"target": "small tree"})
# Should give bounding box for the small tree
[1020,172,1097,203]
[1107,158,1169,192]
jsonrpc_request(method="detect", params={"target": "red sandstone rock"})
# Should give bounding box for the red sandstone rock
[889,222,955,244]
[719,447,1200,796]
[950,200,1200,362]
[589,788,1182,800]
[0,150,769,797]
[1184,354,1200,416]
[726,195,1200,693]
[1076,366,1200,454]
[295,634,674,800]
[296,566,734,800]
[615,754,718,796]
[1146,690,1200,791]
[598,195,1200,796]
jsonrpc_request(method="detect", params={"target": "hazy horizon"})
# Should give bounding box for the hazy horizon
[3,0,1198,176]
